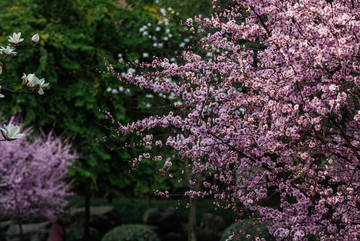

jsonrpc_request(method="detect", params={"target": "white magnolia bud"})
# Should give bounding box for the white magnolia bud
[31,33,39,44]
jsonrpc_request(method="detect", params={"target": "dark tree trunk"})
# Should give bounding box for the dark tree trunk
[188,196,197,241]
[84,192,90,240]
[186,155,199,241]
[18,218,24,241]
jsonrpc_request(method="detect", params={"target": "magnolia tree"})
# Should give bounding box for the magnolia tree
[1,32,48,97]
[0,118,79,241]
[103,0,360,240]
[0,32,48,140]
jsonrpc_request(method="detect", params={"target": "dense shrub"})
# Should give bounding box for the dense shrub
[220,220,272,241]
[101,224,160,241]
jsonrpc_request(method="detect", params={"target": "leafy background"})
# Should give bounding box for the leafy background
[0,0,212,202]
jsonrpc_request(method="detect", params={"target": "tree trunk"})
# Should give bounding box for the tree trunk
[84,192,90,240]
[185,154,198,241]
[188,196,197,241]
[17,218,24,241]
[184,127,199,241]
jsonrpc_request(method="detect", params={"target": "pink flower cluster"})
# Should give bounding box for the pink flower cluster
[104,0,360,240]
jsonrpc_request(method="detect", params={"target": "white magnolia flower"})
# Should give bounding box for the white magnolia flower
[35,78,49,95]
[31,33,39,44]
[8,32,24,45]
[21,73,49,95]
[0,45,17,57]
[0,123,24,141]
[28,76,40,87]
[22,73,37,87]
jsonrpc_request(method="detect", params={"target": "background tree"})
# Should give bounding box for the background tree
[103,0,360,240]
[0,0,212,239]
[0,0,212,197]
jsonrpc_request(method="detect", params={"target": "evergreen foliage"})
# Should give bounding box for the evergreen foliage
[101,224,160,241]
[220,221,272,241]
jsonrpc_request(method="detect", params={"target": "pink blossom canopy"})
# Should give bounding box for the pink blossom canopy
[104,0,360,240]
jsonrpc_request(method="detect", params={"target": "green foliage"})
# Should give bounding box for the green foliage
[101,224,160,241]
[0,0,213,198]
[220,220,272,241]
[0,0,125,195]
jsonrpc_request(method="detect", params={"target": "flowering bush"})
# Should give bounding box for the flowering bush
[104,0,360,240]
[0,117,78,240]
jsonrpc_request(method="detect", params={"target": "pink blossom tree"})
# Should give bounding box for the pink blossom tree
[103,0,360,240]
[0,119,79,241]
